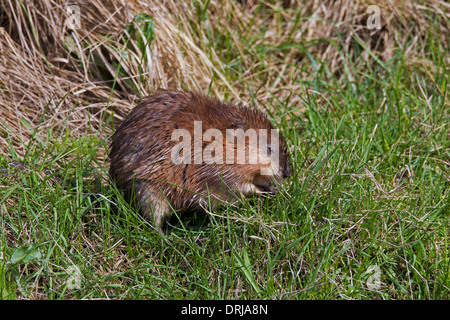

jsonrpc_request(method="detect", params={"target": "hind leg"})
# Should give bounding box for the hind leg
[131,180,171,233]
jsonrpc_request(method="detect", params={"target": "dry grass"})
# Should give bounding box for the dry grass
[0,0,448,158]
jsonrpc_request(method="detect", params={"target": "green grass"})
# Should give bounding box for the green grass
[1,4,449,300]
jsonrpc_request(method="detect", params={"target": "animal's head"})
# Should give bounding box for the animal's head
[222,108,290,197]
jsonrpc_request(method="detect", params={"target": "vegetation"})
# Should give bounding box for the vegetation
[0,0,448,299]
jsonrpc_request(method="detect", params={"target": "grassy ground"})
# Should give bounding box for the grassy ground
[0,0,449,299]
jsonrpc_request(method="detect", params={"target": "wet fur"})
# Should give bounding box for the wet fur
[109,90,290,232]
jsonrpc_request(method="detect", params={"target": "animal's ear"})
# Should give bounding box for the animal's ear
[229,119,248,130]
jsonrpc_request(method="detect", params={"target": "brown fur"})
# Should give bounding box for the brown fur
[109,90,290,232]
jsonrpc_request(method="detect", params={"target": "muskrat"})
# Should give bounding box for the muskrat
[109,90,290,232]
